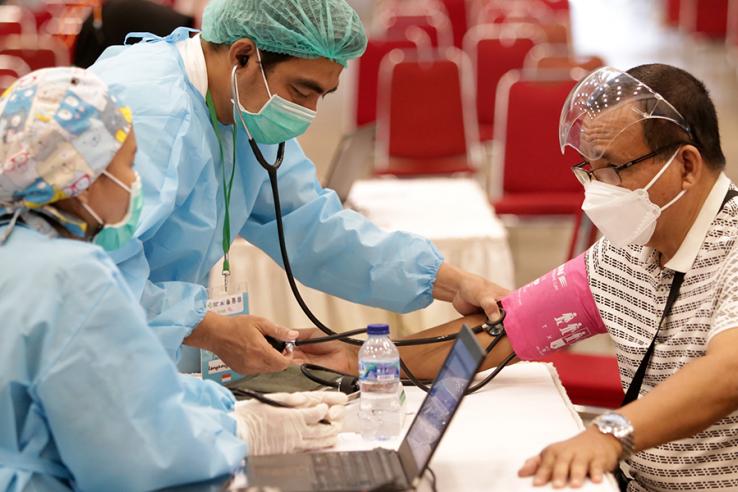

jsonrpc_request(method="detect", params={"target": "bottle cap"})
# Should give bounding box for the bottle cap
[367,323,390,336]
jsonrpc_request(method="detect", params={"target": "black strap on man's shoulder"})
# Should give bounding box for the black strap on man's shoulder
[621,188,738,406]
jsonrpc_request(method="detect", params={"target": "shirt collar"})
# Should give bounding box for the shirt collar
[663,172,731,272]
[176,33,208,98]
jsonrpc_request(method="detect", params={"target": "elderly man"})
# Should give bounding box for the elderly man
[302,63,738,491]
[513,63,738,491]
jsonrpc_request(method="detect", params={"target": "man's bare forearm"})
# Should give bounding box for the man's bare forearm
[396,314,517,380]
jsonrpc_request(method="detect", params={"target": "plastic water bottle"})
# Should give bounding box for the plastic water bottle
[359,324,404,440]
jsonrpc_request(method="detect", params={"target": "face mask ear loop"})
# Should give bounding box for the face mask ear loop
[81,201,105,227]
[102,170,132,194]
[232,65,256,141]
[255,48,273,98]
[643,147,681,191]
[659,188,686,212]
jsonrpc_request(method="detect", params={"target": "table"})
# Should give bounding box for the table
[213,178,514,336]
[338,362,618,491]
[221,363,618,491]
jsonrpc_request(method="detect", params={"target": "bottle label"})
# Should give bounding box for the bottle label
[359,360,400,382]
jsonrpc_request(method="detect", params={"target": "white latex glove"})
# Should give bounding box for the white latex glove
[263,391,348,422]
[233,393,347,455]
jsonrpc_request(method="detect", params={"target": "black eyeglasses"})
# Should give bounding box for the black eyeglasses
[571,142,689,186]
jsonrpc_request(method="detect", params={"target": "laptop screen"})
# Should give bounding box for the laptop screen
[399,326,485,477]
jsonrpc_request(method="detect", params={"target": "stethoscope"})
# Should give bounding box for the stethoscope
[210,66,515,398]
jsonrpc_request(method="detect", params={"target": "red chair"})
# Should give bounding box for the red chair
[440,0,468,47]
[354,39,418,127]
[0,35,70,70]
[464,24,544,142]
[728,0,738,54]
[491,70,584,258]
[680,0,729,39]
[375,48,481,176]
[665,0,682,26]
[524,43,605,77]
[540,0,570,12]
[542,352,624,409]
[470,0,571,44]
[381,12,454,48]
[374,0,454,47]
[0,54,31,79]
[0,5,37,37]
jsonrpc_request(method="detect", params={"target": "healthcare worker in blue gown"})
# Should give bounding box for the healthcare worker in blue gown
[89,0,507,375]
[0,67,347,491]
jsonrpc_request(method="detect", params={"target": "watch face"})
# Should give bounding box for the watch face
[596,413,632,439]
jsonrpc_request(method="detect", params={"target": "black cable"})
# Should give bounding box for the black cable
[228,388,292,407]
[426,466,438,492]
[265,166,508,349]
[294,327,368,345]
[261,160,516,396]
[467,352,516,393]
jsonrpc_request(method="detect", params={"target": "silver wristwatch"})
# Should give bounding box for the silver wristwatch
[592,412,635,459]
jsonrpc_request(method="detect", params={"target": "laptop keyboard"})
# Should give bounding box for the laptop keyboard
[311,449,404,491]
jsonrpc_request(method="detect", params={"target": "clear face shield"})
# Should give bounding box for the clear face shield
[559,66,691,162]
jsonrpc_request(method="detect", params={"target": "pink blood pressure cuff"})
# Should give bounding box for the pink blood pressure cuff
[500,253,606,360]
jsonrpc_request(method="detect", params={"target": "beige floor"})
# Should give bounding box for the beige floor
[297,0,738,354]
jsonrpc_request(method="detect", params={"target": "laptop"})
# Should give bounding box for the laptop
[322,124,376,203]
[244,324,486,492]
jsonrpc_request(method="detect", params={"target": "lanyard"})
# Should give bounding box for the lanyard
[622,188,738,406]
[206,91,237,292]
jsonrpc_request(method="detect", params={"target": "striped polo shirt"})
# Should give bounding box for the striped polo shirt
[586,173,738,491]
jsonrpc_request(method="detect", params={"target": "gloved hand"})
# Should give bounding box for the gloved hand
[264,391,348,421]
[233,391,348,455]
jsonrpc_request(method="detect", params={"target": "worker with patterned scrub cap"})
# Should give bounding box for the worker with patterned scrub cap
[0,67,347,491]
[88,0,508,378]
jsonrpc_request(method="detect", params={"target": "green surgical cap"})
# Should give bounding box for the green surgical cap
[201,0,368,67]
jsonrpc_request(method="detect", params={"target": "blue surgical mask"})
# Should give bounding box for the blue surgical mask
[231,50,316,145]
[83,171,143,251]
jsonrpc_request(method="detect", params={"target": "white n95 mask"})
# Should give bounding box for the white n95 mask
[581,148,685,248]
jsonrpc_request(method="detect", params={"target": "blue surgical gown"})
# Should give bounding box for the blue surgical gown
[89,29,444,367]
[0,225,246,491]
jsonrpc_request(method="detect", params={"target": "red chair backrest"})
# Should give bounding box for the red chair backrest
[0,35,69,70]
[440,0,468,47]
[681,0,729,38]
[540,0,570,11]
[728,0,738,46]
[0,48,56,70]
[666,0,681,25]
[496,71,580,194]
[383,13,453,48]
[0,5,36,37]
[0,54,31,78]
[0,23,22,36]
[524,44,605,75]
[355,39,417,127]
[465,25,543,136]
[377,49,477,163]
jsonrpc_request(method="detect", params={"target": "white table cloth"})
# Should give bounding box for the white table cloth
[211,178,514,336]
[336,362,619,492]
[226,363,619,491]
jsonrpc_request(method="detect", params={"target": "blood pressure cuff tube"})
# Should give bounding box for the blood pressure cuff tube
[500,253,606,360]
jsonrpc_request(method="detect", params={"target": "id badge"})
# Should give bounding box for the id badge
[201,281,248,384]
